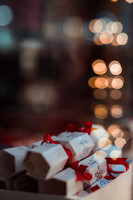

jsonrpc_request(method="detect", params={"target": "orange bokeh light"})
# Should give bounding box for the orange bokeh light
[110,89,122,100]
[88,77,97,88]
[94,89,107,100]
[92,59,107,75]
[111,105,123,118]
[95,76,108,89]
[94,104,108,119]
[100,31,113,44]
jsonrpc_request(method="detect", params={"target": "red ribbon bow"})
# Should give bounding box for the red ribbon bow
[41,134,72,162]
[67,121,93,135]
[70,161,92,181]
[104,157,129,180]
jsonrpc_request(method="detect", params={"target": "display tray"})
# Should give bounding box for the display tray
[0,160,133,200]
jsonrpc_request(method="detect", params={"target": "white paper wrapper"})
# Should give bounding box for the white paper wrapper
[79,154,107,186]
[56,132,94,163]
[0,146,28,175]
[39,167,83,196]
[23,143,68,179]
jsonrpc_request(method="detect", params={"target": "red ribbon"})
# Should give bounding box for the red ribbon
[70,161,92,181]
[90,185,100,192]
[103,157,129,180]
[41,134,72,162]
[106,157,129,174]
[67,121,93,135]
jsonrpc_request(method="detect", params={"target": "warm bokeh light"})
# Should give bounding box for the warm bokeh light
[111,105,123,118]
[94,150,107,159]
[89,19,97,33]
[109,61,122,75]
[115,138,127,148]
[111,128,124,138]
[111,35,119,46]
[110,89,122,100]
[95,76,108,89]
[98,138,112,150]
[92,59,107,75]
[88,77,97,88]
[94,89,107,100]
[111,76,124,89]
[94,104,108,119]
[111,22,123,34]
[93,35,103,45]
[99,31,113,44]
[106,21,114,32]
[116,32,128,45]
[93,19,106,33]
[110,150,122,159]
[63,17,83,38]
[125,0,133,3]
[107,124,120,135]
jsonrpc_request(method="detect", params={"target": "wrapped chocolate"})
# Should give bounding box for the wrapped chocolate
[56,131,94,162]
[0,175,11,190]
[9,171,38,192]
[78,154,107,186]
[66,121,109,153]
[39,167,83,196]
[23,143,68,179]
[0,146,28,175]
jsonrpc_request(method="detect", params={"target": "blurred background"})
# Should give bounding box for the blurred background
[0,0,133,152]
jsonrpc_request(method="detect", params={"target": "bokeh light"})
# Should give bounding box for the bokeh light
[107,124,120,135]
[92,59,107,75]
[98,138,112,150]
[109,61,122,75]
[99,31,113,44]
[111,105,123,118]
[94,89,107,100]
[110,150,122,159]
[89,19,97,33]
[93,19,106,33]
[88,77,97,88]
[94,104,108,119]
[125,0,133,3]
[114,138,127,148]
[0,5,13,26]
[111,76,124,89]
[110,89,122,100]
[116,32,128,45]
[95,76,108,89]
[93,35,103,45]
[94,150,107,159]
[63,17,84,38]
[111,22,123,34]
[111,128,124,138]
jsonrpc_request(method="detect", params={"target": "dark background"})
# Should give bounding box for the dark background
[0,0,133,147]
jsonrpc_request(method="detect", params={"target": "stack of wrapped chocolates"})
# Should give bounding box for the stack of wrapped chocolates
[0,122,130,199]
